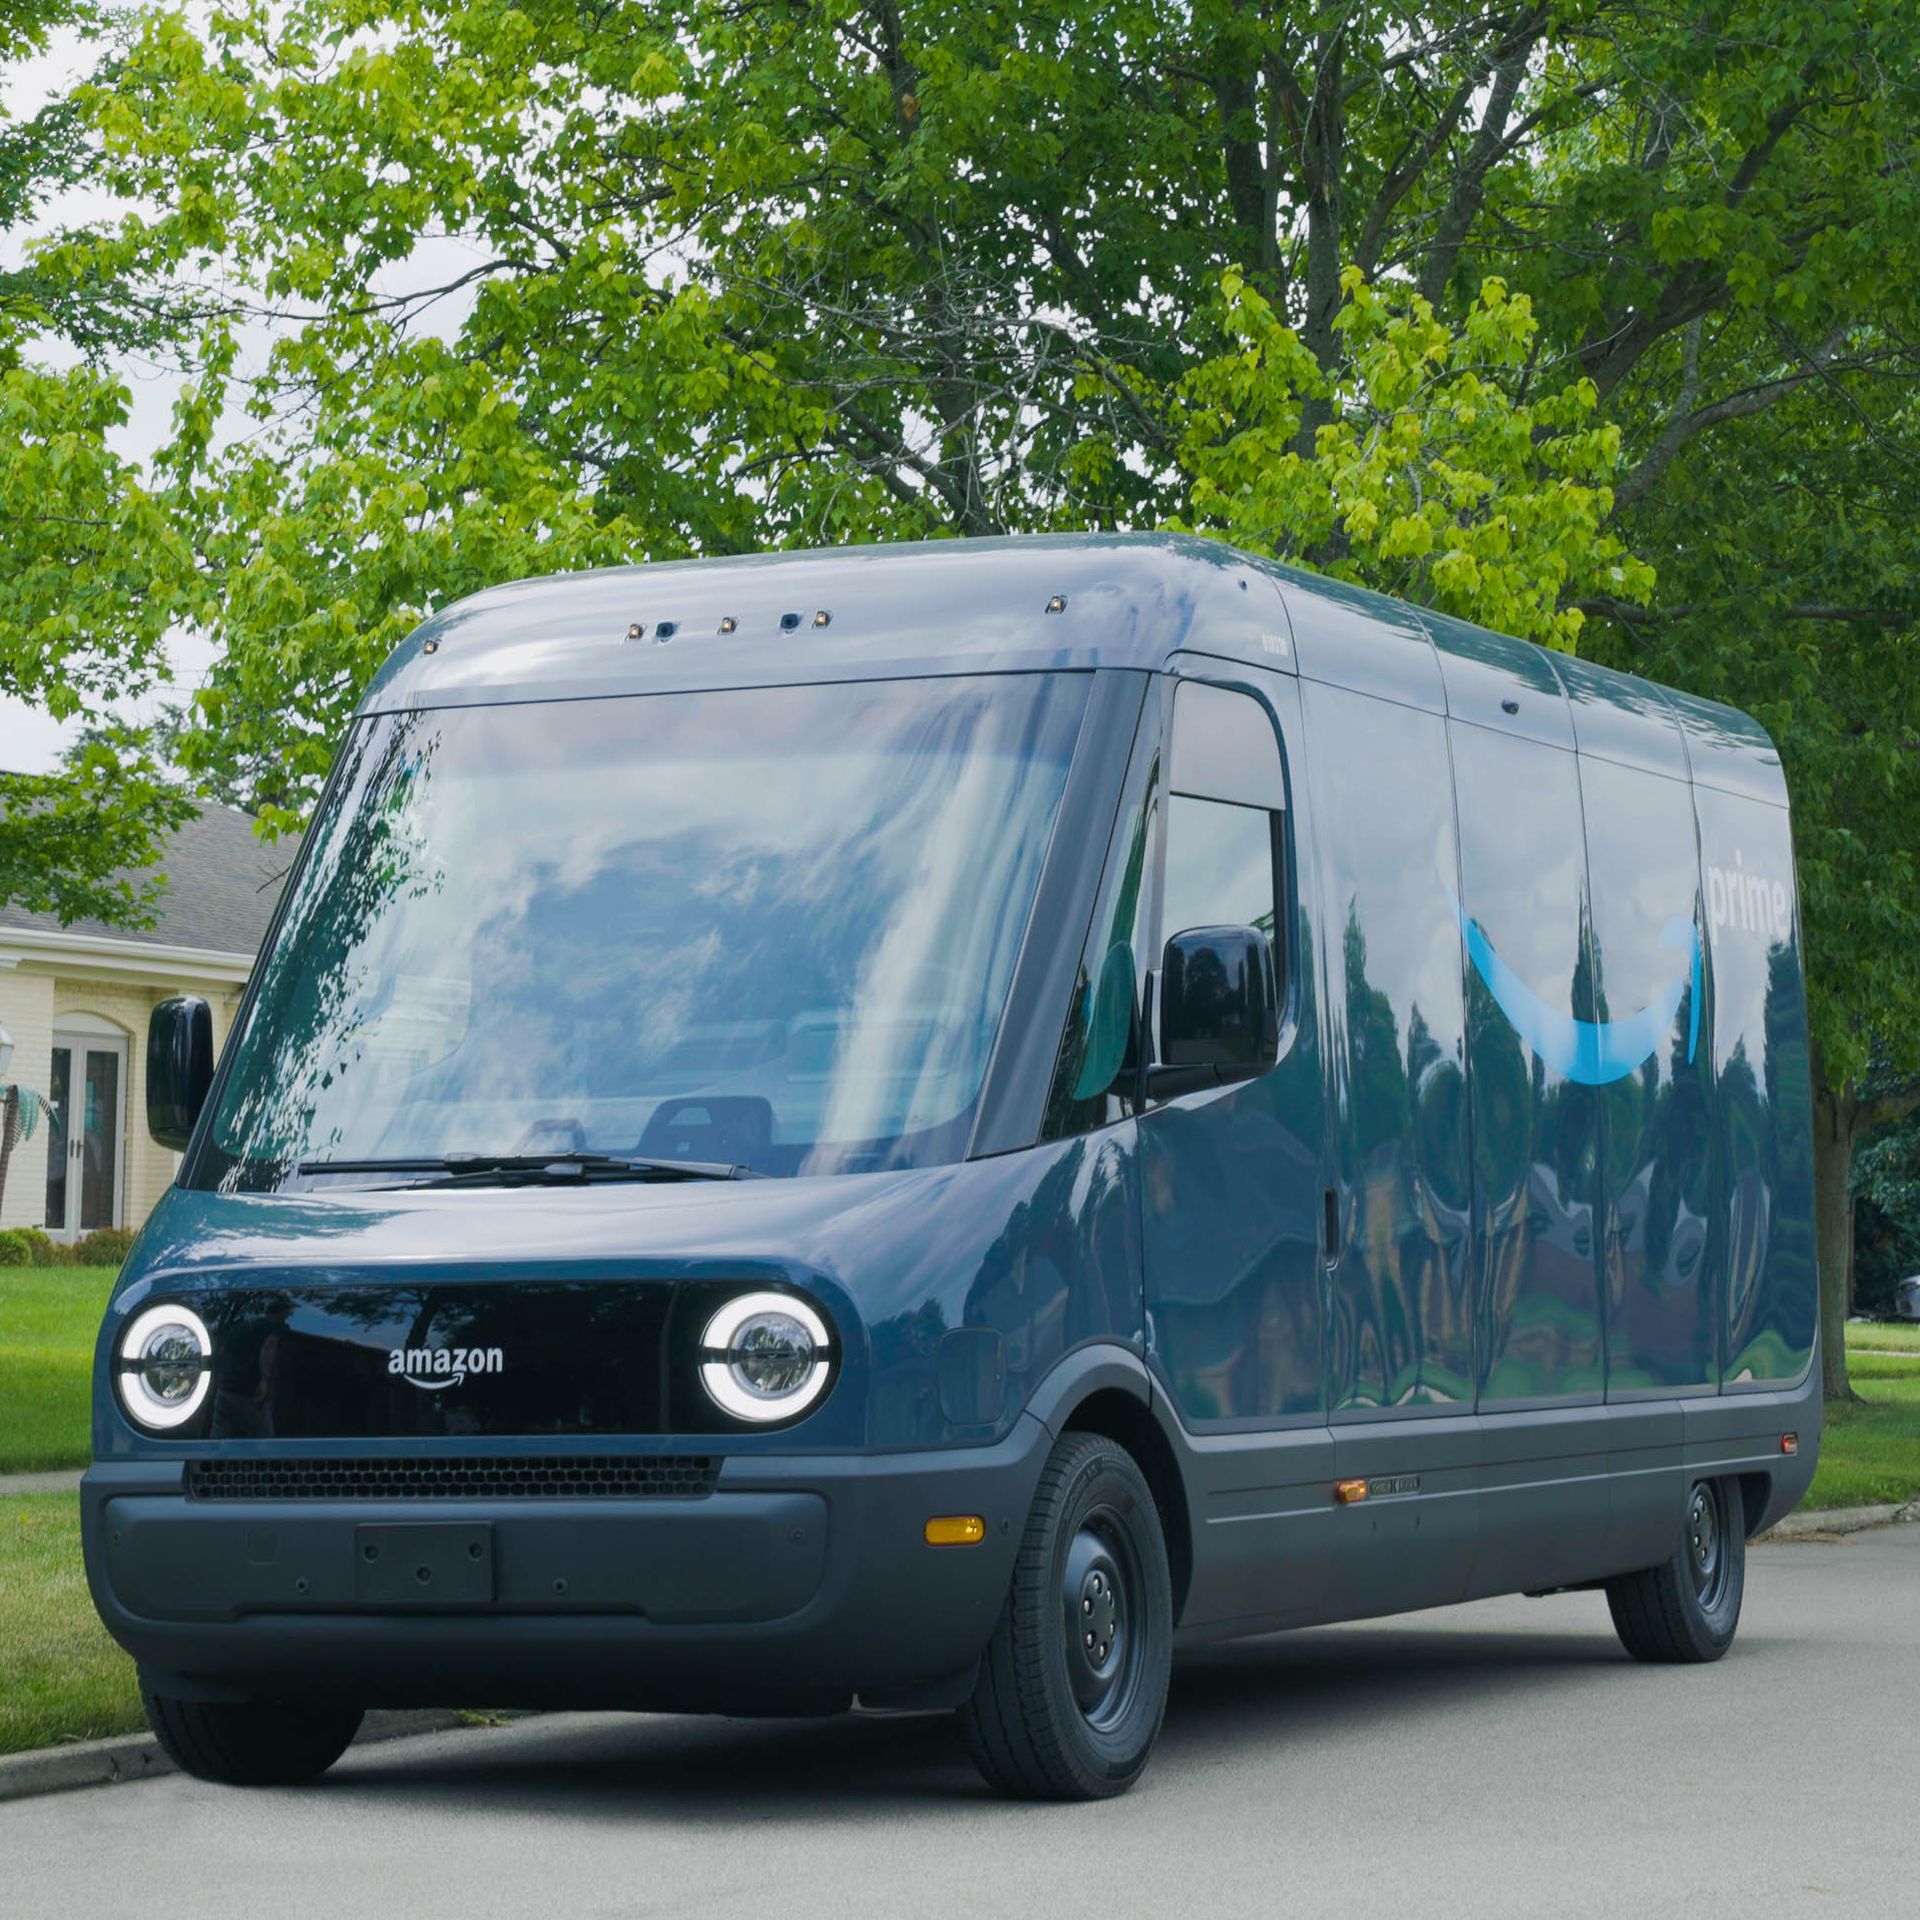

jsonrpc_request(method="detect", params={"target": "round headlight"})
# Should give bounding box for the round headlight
[699,1291,833,1423]
[117,1303,213,1432]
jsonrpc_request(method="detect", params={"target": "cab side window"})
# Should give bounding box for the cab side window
[1160,798,1278,955]
[1152,681,1288,1095]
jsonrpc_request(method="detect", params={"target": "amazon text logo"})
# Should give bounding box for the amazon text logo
[386,1345,504,1390]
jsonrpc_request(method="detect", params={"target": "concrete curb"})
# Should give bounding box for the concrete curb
[1758,1499,1920,1541]
[0,1471,83,1497]
[0,1708,478,1806]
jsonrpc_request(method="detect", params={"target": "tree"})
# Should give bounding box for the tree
[1,0,200,922]
[1853,1096,1920,1320]
[82,0,1920,1386]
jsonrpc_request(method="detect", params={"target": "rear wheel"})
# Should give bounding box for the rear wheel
[960,1431,1173,1800]
[1606,1477,1746,1663]
[143,1690,364,1786]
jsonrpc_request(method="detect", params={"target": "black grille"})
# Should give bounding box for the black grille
[185,1455,722,1502]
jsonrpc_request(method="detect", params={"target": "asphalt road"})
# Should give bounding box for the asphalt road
[8,1525,1914,1919]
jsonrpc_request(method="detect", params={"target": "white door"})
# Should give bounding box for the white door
[46,1030,129,1243]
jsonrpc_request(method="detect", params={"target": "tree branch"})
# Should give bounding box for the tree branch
[1611,320,1854,512]
[1415,11,1545,307]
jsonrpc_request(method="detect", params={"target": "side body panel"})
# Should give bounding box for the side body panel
[1690,782,1817,1387]
[1578,750,1716,1395]
[1449,722,1606,1410]
[1163,581,1817,1642]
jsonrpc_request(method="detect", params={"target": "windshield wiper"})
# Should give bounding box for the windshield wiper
[296,1152,762,1186]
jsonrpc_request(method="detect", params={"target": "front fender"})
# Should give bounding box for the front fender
[1022,1341,1152,1436]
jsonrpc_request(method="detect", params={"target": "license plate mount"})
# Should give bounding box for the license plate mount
[353,1521,495,1607]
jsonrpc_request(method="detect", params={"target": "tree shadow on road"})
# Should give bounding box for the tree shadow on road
[322,1619,1638,1824]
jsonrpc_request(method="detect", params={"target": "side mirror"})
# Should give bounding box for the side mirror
[148,996,215,1152]
[1152,925,1278,1097]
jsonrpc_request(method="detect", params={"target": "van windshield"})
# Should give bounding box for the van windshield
[193,673,1089,1188]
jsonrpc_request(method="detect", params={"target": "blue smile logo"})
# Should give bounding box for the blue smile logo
[1452,894,1701,1087]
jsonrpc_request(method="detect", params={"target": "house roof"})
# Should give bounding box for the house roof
[0,799,295,960]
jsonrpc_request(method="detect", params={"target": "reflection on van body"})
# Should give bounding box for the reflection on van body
[86,535,1818,1799]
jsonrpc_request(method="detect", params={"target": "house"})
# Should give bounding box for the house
[0,802,292,1241]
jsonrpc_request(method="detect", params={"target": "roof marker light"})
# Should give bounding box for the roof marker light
[718,615,738,634]
[626,622,643,641]
[654,621,677,642]
[422,638,440,654]
[813,609,831,628]
[1045,594,1067,614]
[779,612,801,632]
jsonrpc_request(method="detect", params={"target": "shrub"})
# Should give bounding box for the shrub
[72,1227,137,1269]
[0,1229,33,1268]
[31,1235,78,1268]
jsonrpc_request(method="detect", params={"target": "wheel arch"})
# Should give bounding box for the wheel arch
[1057,1387,1194,1628]
[1023,1344,1195,1624]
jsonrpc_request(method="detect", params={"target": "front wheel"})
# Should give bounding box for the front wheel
[959,1431,1173,1800]
[1605,1477,1746,1663]
[143,1690,364,1786]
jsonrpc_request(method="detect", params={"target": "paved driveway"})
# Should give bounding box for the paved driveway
[8,1525,1914,1919]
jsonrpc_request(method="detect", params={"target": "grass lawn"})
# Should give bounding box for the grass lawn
[0,1494,144,1756]
[1845,1318,1920,1352]
[0,1268,117,1474]
[1807,1326,1920,1509]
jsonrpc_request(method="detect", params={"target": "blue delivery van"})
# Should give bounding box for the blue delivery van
[88,534,1818,1799]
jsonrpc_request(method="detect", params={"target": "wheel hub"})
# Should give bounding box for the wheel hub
[1062,1515,1138,1729]
[1687,1481,1728,1609]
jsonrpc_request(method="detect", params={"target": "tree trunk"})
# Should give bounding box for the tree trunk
[1811,1085,1857,1403]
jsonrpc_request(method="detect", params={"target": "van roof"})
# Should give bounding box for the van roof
[361,532,1290,705]
[362,532,1784,804]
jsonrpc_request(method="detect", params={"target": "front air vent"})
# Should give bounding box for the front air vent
[186,1455,721,1502]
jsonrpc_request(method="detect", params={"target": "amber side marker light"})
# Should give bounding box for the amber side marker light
[925,1515,986,1546]
[1781,1433,1799,1455]
[1333,1479,1369,1505]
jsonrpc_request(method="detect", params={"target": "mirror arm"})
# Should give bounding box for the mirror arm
[1145,1061,1214,1101]
[1145,1056,1267,1102]
[1133,971,1156,1110]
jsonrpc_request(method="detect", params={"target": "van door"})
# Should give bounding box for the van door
[1300,678,1478,1617]
[1448,718,1610,1594]
[1137,664,1332,1628]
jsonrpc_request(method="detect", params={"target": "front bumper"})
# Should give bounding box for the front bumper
[83,1419,1051,1716]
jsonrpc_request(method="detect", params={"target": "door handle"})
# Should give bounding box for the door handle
[1322,1186,1341,1268]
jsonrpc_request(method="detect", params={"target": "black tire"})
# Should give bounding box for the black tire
[960,1431,1173,1800]
[1605,1476,1746,1663]
[142,1690,364,1786]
